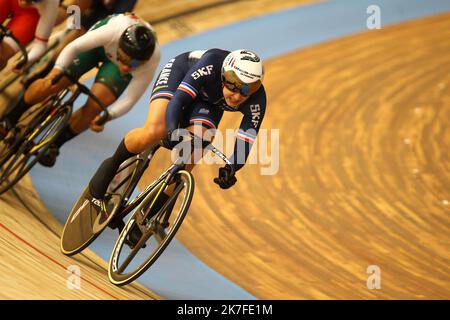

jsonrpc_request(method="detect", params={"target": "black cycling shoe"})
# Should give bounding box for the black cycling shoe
[108,216,146,249]
[38,144,60,167]
[108,216,125,231]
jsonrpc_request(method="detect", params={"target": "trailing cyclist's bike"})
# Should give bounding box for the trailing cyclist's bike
[0,71,108,194]
[61,132,234,286]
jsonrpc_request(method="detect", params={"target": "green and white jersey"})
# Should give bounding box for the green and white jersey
[55,13,161,119]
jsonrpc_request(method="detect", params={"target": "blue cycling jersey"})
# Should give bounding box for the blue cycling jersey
[151,48,267,171]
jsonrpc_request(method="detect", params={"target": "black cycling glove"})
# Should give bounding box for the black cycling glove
[214,164,237,189]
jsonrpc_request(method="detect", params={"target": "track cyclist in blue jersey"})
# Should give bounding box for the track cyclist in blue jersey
[87,48,267,246]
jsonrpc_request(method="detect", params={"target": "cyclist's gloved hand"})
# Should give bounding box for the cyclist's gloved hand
[214,164,237,189]
[90,113,111,132]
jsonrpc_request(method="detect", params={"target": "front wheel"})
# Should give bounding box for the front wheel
[0,105,71,194]
[108,170,194,286]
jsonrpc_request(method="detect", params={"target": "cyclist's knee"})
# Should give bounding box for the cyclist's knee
[131,124,165,150]
[145,123,166,142]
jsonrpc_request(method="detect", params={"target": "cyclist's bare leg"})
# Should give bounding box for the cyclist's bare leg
[69,82,116,133]
[89,98,169,199]
[124,98,169,153]
[3,67,72,126]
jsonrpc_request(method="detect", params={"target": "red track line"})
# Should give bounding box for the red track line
[0,222,120,300]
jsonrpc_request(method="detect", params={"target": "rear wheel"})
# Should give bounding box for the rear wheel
[60,154,145,255]
[0,102,46,165]
[108,170,194,286]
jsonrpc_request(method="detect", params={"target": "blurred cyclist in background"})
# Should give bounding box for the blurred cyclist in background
[0,12,160,168]
[24,0,139,84]
[0,0,60,71]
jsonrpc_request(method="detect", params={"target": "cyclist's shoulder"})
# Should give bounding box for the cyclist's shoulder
[202,48,229,62]
[90,13,146,33]
[189,48,228,71]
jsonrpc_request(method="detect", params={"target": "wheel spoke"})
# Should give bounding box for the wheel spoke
[0,106,70,193]
[157,183,184,226]
[109,170,194,285]
[0,151,27,182]
[154,223,166,244]
[117,227,152,273]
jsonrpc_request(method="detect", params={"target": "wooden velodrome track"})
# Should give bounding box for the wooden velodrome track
[147,11,450,299]
[0,0,314,299]
[1,1,449,299]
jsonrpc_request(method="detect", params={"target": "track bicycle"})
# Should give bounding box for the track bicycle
[0,71,108,194]
[61,131,234,285]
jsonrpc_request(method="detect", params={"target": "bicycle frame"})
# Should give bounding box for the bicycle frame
[27,71,109,146]
[0,76,108,189]
[108,132,234,280]
[21,84,90,154]
[113,132,234,223]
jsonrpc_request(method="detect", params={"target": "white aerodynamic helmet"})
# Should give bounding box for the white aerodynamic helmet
[221,49,264,96]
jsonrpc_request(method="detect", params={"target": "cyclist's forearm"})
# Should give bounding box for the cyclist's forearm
[229,139,253,172]
[27,40,47,65]
[55,25,111,69]
[109,73,152,119]
[34,0,59,45]
[230,121,263,171]
[51,28,85,63]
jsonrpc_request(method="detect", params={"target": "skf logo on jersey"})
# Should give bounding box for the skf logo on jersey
[250,104,261,128]
[191,65,214,80]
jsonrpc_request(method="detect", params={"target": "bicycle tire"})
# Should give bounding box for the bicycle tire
[0,103,47,166]
[0,105,71,194]
[108,170,194,286]
[60,155,144,256]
